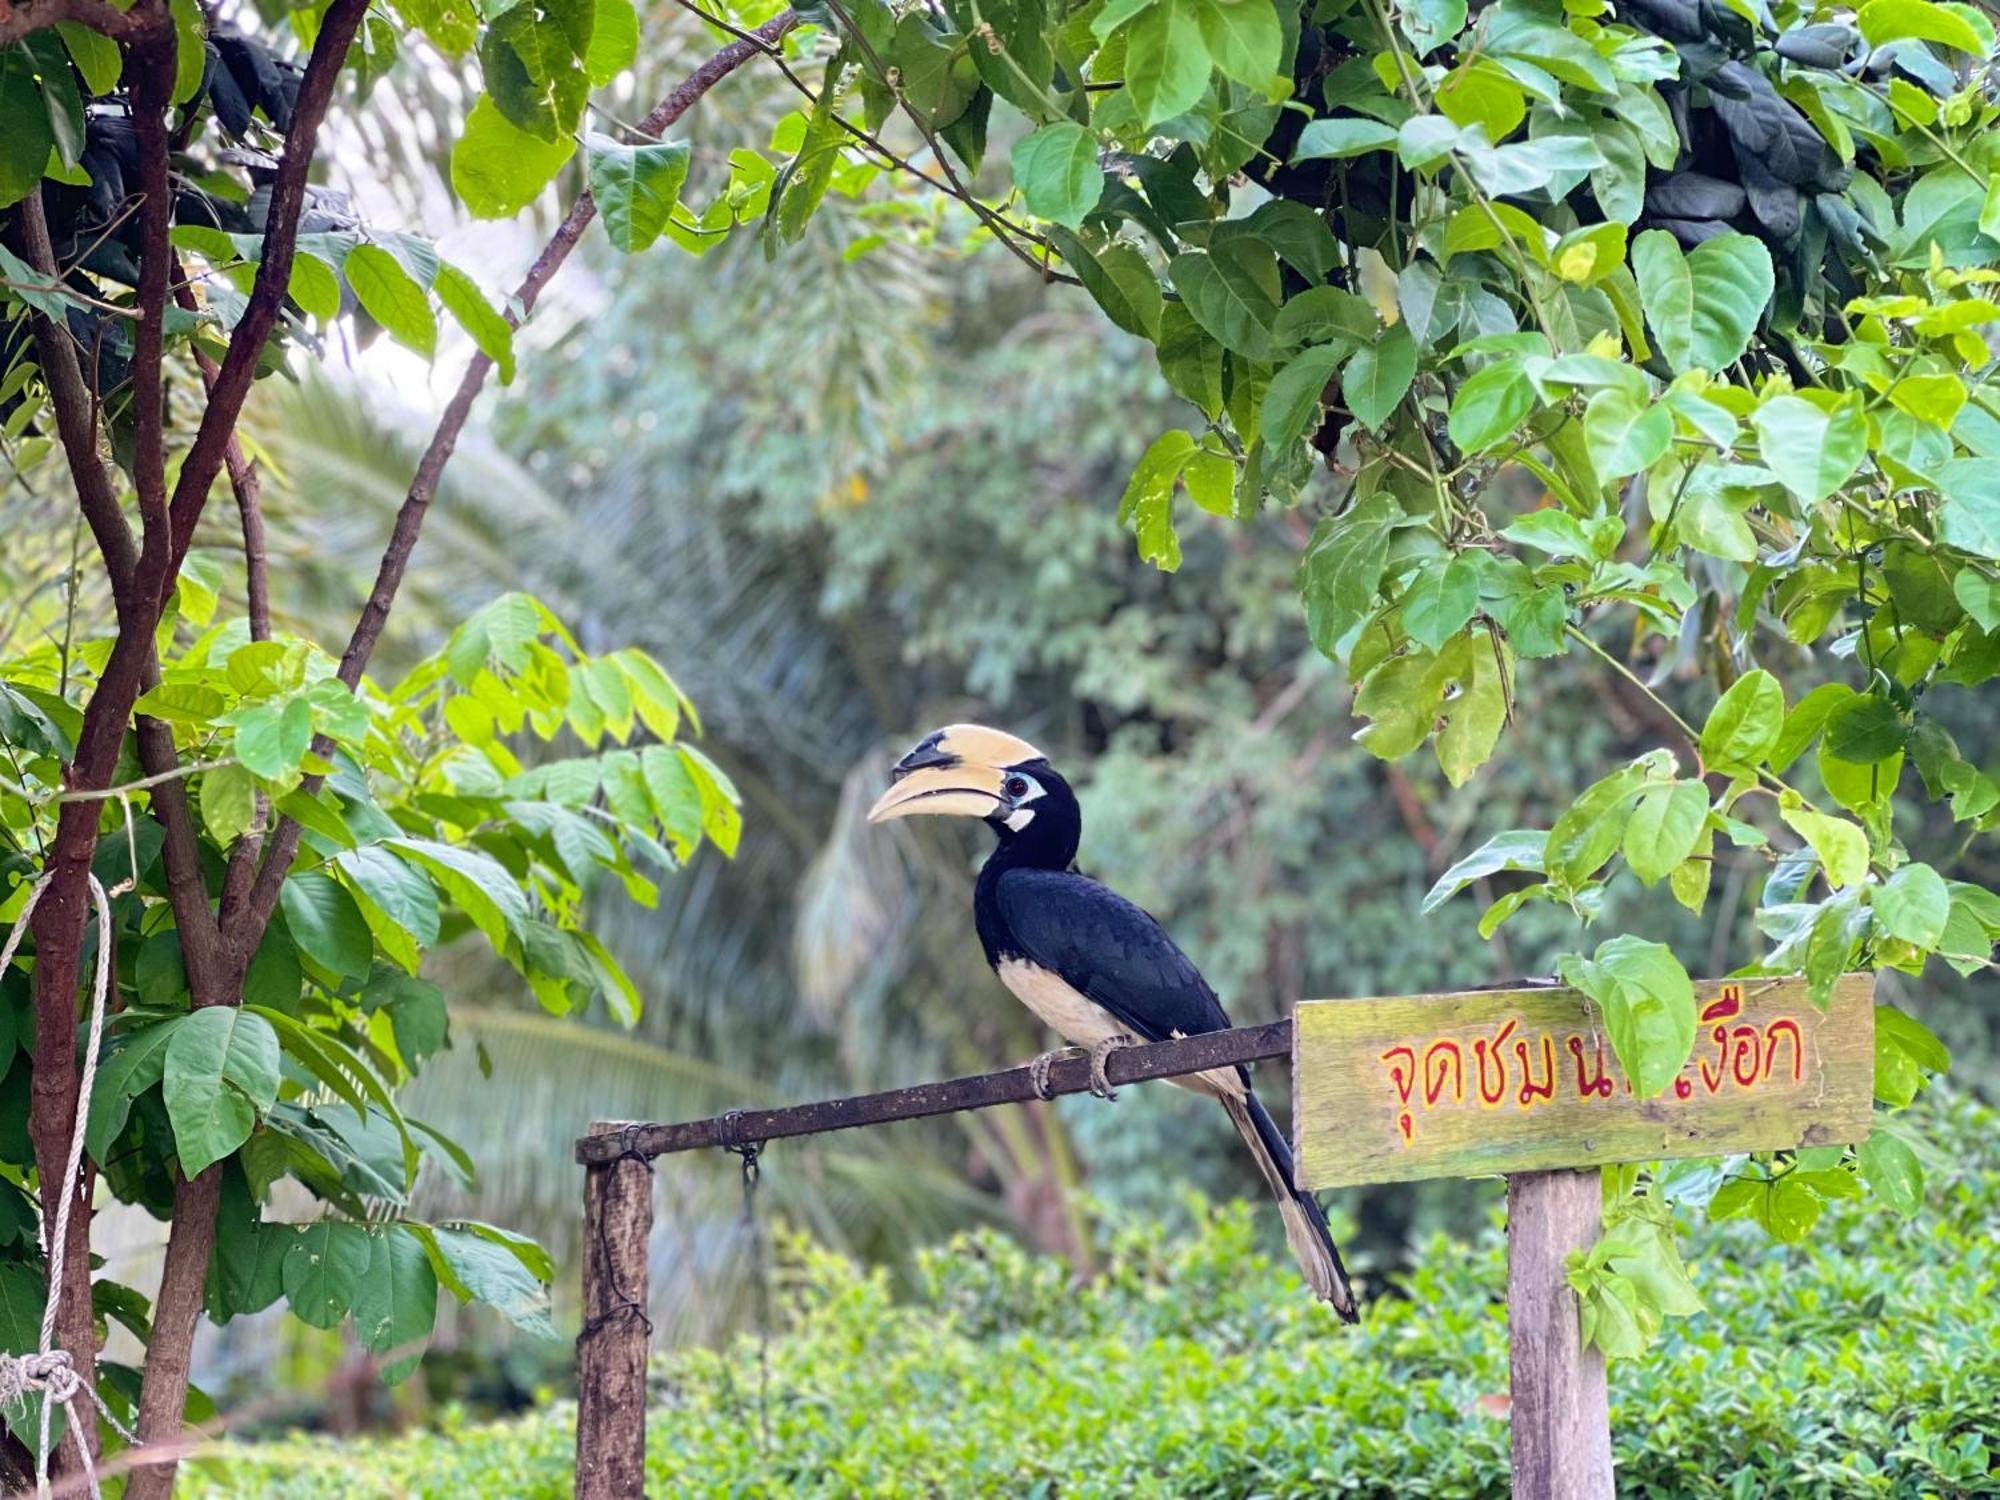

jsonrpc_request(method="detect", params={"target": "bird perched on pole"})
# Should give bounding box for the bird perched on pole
[868,724,1357,1321]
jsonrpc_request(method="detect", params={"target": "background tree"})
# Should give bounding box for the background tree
[0,3,766,1490]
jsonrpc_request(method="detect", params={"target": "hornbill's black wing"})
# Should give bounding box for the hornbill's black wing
[992,867,1234,1043]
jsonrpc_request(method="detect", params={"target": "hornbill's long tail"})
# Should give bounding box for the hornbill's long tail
[1221,1089,1358,1322]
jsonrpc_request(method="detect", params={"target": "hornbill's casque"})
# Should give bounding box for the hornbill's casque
[869,724,1357,1320]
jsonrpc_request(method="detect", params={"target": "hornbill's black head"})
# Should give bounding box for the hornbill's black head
[866,724,1080,868]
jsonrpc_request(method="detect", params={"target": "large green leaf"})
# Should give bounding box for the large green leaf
[1630,230,1772,374]
[1341,323,1417,433]
[162,1008,282,1176]
[1261,344,1349,453]
[1123,0,1210,127]
[385,838,530,953]
[0,45,55,210]
[1448,359,1537,453]
[1557,935,1696,1098]
[282,1220,373,1329]
[1622,781,1707,885]
[85,1020,182,1163]
[352,1226,439,1378]
[452,96,576,219]
[280,870,376,981]
[1198,0,1282,83]
[1936,459,2000,559]
[1871,862,1949,947]
[1011,122,1104,230]
[1751,396,1866,505]
[1170,242,1280,362]
[1698,669,1783,776]
[345,244,438,359]
[1583,386,1670,480]
[421,1226,555,1337]
[586,135,690,254]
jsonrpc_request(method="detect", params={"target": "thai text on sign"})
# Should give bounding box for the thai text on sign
[1291,975,1873,1191]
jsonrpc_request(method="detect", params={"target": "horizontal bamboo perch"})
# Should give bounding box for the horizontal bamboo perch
[570,1019,1294,1164]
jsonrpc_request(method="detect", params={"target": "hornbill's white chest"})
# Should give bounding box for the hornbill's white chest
[994,957,1129,1049]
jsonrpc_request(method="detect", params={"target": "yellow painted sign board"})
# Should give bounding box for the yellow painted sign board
[1292,975,1874,1190]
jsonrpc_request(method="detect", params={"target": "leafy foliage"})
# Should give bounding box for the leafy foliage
[188,1092,2000,1497]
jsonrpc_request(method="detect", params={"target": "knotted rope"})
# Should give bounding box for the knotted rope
[0,850,144,1498]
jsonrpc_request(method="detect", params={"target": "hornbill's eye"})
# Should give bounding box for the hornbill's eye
[1003,775,1030,800]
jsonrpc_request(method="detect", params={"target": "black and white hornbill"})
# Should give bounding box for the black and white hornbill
[868,724,1357,1320]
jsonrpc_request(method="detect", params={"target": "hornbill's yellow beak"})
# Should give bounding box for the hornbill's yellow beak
[867,724,1046,824]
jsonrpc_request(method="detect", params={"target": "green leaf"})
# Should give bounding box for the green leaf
[1622,781,1707,885]
[1292,117,1400,161]
[1421,829,1546,912]
[1752,397,1867,505]
[1823,695,1905,764]
[1583,386,1670,480]
[1558,935,1696,1098]
[200,763,257,845]
[163,1008,281,1176]
[1047,228,1163,342]
[1342,323,1417,433]
[1936,459,2000,559]
[434,262,517,385]
[1198,0,1281,83]
[0,45,54,210]
[233,698,314,780]
[1300,493,1416,654]
[283,1220,373,1330]
[1433,629,1510,786]
[279,870,376,981]
[584,0,638,83]
[1261,344,1348,453]
[1856,1129,1923,1215]
[1629,230,1772,375]
[56,21,123,95]
[352,1227,438,1376]
[1871,862,1950,947]
[1011,122,1104,230]
[1546,763,1646,885]
[1447,360,1537,453]
[1698,670,1783,776]
[345,244,438,359]
[423,1226,555,1337]
[86,1020,181,1164]
[1170,243,1279,362]
[339,845,442,955]
[1117,430,1197,571]
[587,134,691,254]
[1857,0,1987,53]
[385,838,530,954]
[452,95,575,219]
[1401,555,1481,652]
[1398,0,1467,53]
[1780,803,1870,890]
[1952,568,2000,630]
[1123,0,1210,127]
[1772,681,1853,772]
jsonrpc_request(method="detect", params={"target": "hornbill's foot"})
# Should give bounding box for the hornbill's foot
[1088,1034,1135,1100]
[1028,1046,1087,1100]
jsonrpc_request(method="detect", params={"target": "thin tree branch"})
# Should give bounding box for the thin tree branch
[6,193,137,593]
[129,38,175,553]
[227,10,801,946]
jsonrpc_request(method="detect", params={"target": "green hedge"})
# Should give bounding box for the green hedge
[192,1093,2000,1498]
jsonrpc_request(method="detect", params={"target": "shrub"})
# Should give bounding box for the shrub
[191,1092,2000,1498]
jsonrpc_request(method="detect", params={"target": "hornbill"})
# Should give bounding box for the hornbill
[869,724,1357,1320]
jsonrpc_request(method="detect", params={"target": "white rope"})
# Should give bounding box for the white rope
[0,862,143,1498]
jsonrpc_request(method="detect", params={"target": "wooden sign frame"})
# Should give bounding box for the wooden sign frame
[1292,975,1874,1190]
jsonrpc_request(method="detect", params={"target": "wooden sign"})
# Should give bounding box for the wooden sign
[1292,975,1874,1190]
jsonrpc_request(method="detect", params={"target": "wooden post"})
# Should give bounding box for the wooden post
[577,1120,654,1500]
[1507,1169,1612,1500]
